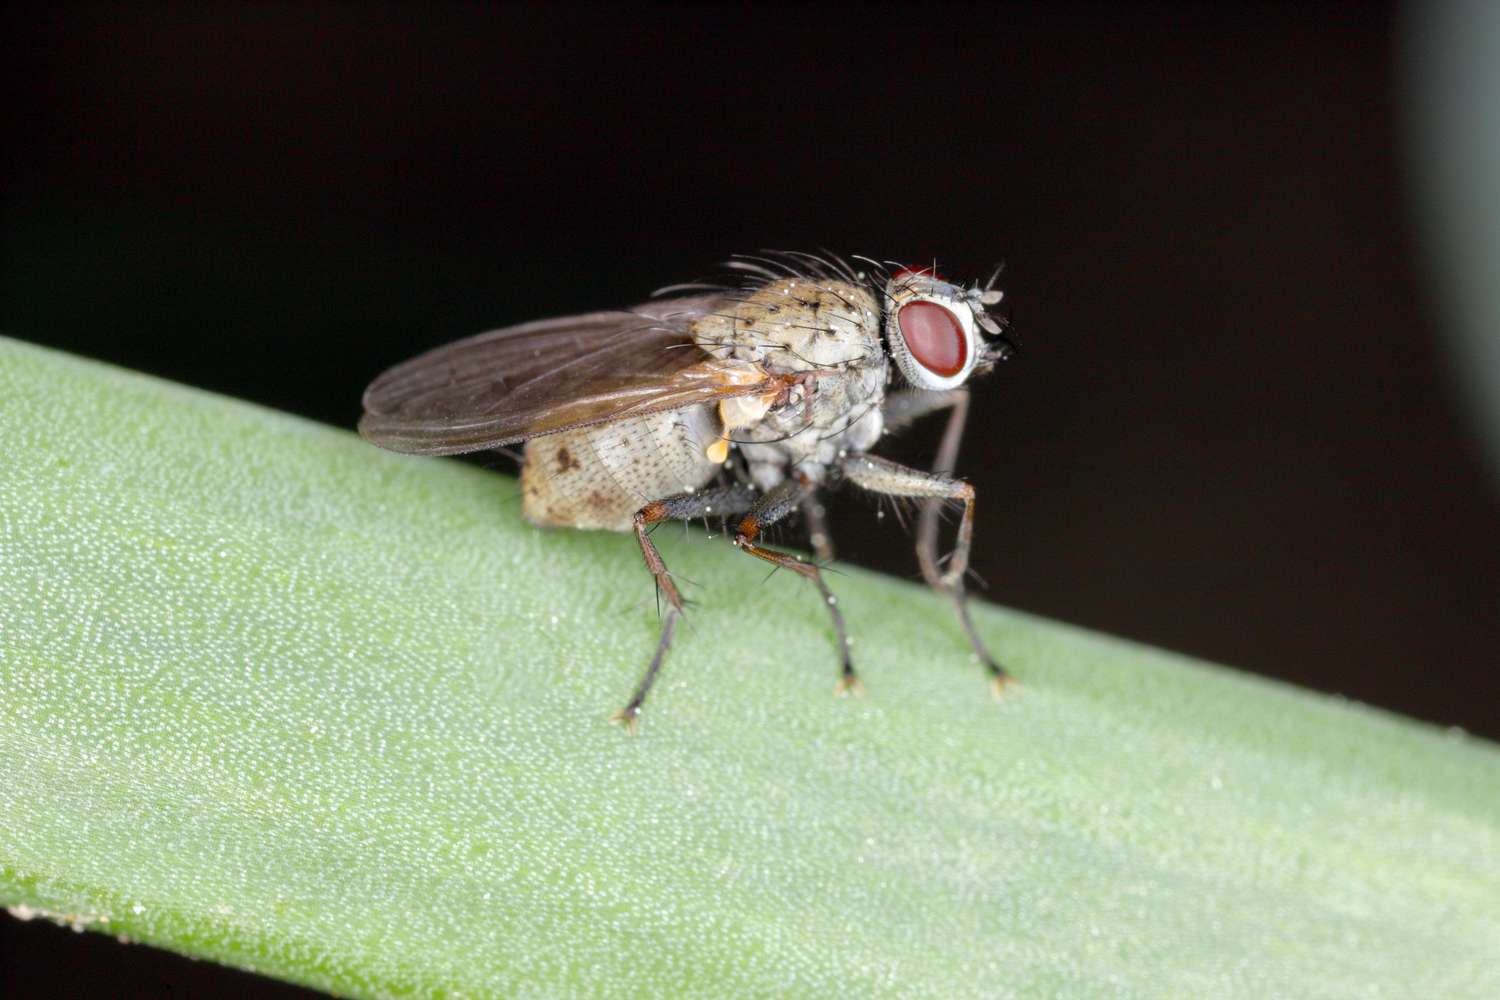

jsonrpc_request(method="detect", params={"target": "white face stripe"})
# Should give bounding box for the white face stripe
[884,277,980,391]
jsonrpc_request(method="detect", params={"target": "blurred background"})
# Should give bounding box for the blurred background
[2,2,1497,994]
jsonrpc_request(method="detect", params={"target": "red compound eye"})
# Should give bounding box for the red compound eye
[897,301,967,377]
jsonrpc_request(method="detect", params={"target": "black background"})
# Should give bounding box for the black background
[3,3,1497,997]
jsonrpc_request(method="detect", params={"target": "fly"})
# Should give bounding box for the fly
[359,251,1017,732]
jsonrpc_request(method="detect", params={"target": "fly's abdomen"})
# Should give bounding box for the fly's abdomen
[521,405,723,531]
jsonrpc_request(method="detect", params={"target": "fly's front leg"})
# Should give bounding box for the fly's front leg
[735,479,860,696]
[881,387,969,437]
[881,388,974,592]
[900,390,971,591]
[615,483,758,733]
[841,452,1013,698]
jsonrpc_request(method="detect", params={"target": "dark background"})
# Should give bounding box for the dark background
[3,3,1496,997]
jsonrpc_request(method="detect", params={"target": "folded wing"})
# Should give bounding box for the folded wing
[359,295,779,455]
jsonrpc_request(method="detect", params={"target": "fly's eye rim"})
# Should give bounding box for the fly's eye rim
[886,295,978,391]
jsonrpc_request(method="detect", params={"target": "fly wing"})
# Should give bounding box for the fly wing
[359,295,779,455]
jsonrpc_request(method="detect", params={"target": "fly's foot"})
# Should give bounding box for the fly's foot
[609,703,643,736]
[989,672,1019,701]
[834,672,865,698]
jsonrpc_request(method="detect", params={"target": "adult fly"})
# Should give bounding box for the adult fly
[360,251,1016,732]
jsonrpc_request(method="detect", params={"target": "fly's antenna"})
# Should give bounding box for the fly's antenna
[976,300,1018,367]
[964,261,1010,353]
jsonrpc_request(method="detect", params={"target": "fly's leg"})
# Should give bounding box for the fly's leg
[910,395,1017,693]
[911,390,970,591]
[615,483,758,734]
[884,392,1007,684]
[882,388,976,590]
[841,452,1013,698]
[881,387,969,436]
[733,479,859,695]
[799,494,836,564]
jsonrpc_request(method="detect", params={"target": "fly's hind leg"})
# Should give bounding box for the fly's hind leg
[841,452,1014,698]
[734,479,860,696]
[615,483,758,733]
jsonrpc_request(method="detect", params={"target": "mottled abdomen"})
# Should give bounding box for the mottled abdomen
[521,405,723,531]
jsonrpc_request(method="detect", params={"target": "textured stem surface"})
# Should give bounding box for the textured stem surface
[1,338,1498,999]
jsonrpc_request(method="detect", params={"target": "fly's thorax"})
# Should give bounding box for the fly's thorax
[738,362,887,489]
[689,275,888,491]
[689,278,882,374]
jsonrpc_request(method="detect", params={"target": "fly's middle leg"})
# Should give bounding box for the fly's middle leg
[799,494,835,563]
[615,483,758,733]
[840,452,1013,698]
[734,479,859,696]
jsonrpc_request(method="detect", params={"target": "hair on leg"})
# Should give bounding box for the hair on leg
[734,479,860,696]
[842,452,1013,697]
[614,483,758,733]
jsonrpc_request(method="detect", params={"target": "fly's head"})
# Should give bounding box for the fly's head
[882,265,1014,391]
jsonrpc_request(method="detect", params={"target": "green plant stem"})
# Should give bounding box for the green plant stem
[1,337,1497,999]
